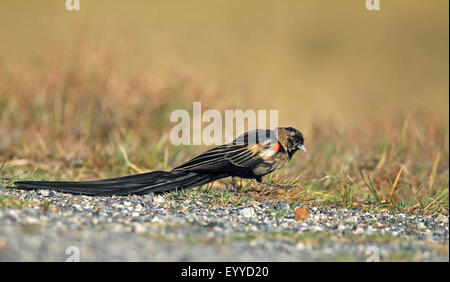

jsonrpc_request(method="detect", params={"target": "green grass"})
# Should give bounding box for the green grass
[165,185,253,207]
[0,195,34,209]
[0,194,56,212]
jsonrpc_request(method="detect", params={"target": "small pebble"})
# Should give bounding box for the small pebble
[239,207,256,218]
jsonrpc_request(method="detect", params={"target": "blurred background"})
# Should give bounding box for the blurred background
[0,0,448,213]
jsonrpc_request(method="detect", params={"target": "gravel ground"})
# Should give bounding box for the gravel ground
[0,188,448,262]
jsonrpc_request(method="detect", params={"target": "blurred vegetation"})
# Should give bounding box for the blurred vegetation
[0,0,448,215]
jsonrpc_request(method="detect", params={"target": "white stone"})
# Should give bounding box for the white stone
[295,243,305,250]
[354,227,364,234]
[151,216,163,223]
[346,216,358,223]
[39,190,49,196]
[417,222,426,230]
[133,223,147,234]
[312,226,323,232]
[24,217,40,225]
[239,207,256,218]
[153,195,165,204]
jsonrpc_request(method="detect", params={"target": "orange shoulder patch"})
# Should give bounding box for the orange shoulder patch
[269,143,280,152]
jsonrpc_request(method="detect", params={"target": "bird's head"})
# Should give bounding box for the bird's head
[278,127,306,158]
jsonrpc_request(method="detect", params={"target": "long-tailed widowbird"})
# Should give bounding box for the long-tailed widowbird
[11,127,306,196]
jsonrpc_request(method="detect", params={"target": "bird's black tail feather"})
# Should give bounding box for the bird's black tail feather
[11,170,227,196]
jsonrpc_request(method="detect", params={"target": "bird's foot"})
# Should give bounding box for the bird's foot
[230,177,240,193]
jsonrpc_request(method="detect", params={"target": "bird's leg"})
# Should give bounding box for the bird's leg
[205,180,215,193]
[257,179,298,190]
[231,177,239,192]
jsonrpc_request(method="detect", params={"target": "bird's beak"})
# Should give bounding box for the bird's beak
[298,144,306,152]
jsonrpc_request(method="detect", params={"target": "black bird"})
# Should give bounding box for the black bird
[11,127,306,196]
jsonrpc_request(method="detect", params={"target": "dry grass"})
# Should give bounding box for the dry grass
[0,1,448,215]
[246,114,449,215]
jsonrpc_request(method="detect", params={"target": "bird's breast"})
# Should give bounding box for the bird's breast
[251,151,289,176]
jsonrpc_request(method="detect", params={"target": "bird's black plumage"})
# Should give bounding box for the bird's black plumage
[11,127,306,196]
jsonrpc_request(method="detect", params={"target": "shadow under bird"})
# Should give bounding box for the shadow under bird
[11,127,306,196]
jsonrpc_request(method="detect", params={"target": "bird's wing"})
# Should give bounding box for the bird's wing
[173,129,281,172]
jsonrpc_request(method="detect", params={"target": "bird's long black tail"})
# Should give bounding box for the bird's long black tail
[11,170,227,196]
